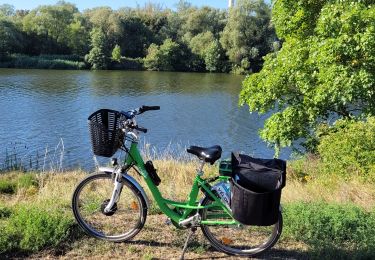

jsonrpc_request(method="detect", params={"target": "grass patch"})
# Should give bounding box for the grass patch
[17,174,38,189]
[0,160,374,258]
[0,206,12,218]
[0,173,38,195]
[0,179,16,194]
[0,204,75,254]
[283,202,375,259]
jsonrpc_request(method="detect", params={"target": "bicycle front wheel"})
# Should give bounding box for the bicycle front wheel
[72,172,147,242]
[200,197,282,257]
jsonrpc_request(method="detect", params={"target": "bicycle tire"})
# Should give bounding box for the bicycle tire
[72,172,147,242]
[200,196,282,257]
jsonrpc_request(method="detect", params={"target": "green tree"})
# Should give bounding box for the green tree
[220,0,274,73]
[158,11,183,42]
[133,3,168,44]
[0,19,23,59]
[240,0,375,156]
[22,1,79,53]
[0,4,15,17]
[144,38,180,71]
[111,44,121,62]
[189,32,224,72]
[204,40,224,72]
[85,28,110,69]
[84,7,121,43]
[67,14,90,55]
[181,6,226,42]
[116,10,153,58]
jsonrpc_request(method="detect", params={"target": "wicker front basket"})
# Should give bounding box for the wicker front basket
[88,109,123,157]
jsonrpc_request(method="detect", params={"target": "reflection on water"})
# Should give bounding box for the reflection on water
[0,69,289,171]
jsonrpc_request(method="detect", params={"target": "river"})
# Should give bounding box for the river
[0,69,290,171]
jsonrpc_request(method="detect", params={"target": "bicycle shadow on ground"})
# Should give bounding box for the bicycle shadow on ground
[125,239,311,260]
[181,248,311,260]
[127,239,175,248]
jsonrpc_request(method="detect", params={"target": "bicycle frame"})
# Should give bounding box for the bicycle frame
[124,141,237,226]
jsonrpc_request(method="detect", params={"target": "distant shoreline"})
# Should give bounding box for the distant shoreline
[0,54,241,73]
[0,54,145,71]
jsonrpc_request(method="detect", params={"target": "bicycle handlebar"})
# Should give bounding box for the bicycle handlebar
[135,126,148,133]
[120,105,159,134]
[121,105,160,119]
[139,105,160,113]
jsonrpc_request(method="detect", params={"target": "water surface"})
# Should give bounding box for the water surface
[0,69,288,170]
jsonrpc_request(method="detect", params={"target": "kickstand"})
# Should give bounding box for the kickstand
[180,227,197,260]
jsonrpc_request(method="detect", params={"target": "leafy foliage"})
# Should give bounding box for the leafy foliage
[0,2,276,71]
[144,39,181,71]
[240,0,375,155]
[22,2,79,54]
[0,18,23,59]
[111,44,121,62]
[189,31,225,72]
[85,28,110,69]
[221,0,274,73]
[204,40,225,72]
[317,117,375,179]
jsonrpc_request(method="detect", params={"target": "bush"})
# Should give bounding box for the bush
[317,117,375,179]
[0,204,74,253]
[283,202,375,258]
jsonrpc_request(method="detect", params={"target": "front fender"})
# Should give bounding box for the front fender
[98,167,150,209]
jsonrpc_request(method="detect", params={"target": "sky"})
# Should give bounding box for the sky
[0,0,231,11]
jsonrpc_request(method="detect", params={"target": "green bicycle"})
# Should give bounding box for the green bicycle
[72,106,282,257]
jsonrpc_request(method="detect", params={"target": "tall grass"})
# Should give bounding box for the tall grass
[1,139,65,173]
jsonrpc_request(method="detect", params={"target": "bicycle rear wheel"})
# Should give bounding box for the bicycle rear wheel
[200,197,282,257]
[72,172,147,242]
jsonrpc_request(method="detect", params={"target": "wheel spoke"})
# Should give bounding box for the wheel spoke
[72,173,147,242]
[200,197,282,256]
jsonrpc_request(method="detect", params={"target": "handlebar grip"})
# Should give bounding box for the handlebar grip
[135,126,148,133]
[139,106,160,113]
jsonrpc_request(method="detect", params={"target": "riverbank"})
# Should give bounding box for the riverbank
[0,54,146,71]
[1,158,374,259]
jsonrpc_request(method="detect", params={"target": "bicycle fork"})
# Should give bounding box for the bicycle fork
[104,170,123,213]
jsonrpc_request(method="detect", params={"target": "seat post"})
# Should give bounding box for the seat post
[196,160,205,176]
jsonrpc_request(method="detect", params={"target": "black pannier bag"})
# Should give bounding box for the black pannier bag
[230,152,286,226]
